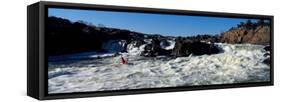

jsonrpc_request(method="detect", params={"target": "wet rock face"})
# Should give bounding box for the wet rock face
[171,39,220,57]
[263,58,270,65]
[102,40,128,53]
[190,42,220,55]
[140,38,172,57]
[171,39,192,57]
[160,40,170,47]
[140,38,221,57]
[264,46,271,51]
[134,39,145,48]
[264,53,270,57]
[263,45,271,65]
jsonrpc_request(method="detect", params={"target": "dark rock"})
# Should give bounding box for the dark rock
[160,39,170,47]
[263,53,270,57]
[102,40,128,53]
[186,34,220,43]
[171,39,192,56]
[141,44,153,57]
[171,39,220,57]
[131,39,145,48]
[263,58,270,65]
[264,46,271,51]
[140,38,173,57]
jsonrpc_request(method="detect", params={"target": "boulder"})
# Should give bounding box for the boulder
[171,39,220,56]
[263,53,270,57]
[140,38,172,57]
[160,40,170,47]
[263,58,270,65]
[132,39,145,48]
[171,39,192,57]
[102,40,127,53]
[264,46,271,51]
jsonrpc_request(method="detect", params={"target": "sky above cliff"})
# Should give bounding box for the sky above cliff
[48,8,258,37]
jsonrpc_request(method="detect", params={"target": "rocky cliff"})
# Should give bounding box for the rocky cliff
[220,20,270,44]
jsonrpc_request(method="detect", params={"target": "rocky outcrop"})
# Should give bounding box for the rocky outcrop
[220,23,270,44]
[130,39,145,48]
[140,38,172,57]
[186,34,220,43]
[263,58,270,65]
[140,44,172,57]
[102,40,127,53]
[263,45,271,65]
[138,38,221,57]
[171,39,220,57]
[264,46,271,51]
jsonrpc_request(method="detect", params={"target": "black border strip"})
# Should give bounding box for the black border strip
[39,1,273,100]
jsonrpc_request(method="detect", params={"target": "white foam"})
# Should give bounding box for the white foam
[48,43,270,94]
[160,40,175,50]
[127,44,146,56]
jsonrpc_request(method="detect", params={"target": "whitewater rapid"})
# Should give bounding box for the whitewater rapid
[48,43,270,94]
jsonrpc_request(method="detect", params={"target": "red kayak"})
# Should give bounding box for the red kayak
[121,56,127,64]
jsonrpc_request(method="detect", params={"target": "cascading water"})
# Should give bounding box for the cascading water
[48,43,270,94]
[102,40,127,53]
